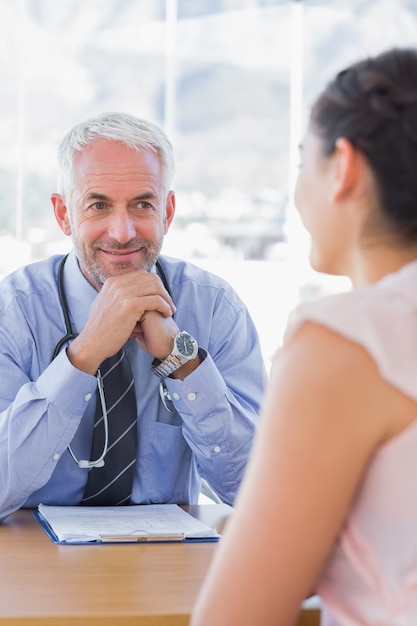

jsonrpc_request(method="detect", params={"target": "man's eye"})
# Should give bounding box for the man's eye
[137,201,153,209]
[91,202,108,211]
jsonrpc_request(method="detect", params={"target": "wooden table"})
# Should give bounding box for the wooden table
[0,505,319,625]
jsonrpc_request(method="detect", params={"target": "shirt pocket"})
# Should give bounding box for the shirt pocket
[141,421,195,502]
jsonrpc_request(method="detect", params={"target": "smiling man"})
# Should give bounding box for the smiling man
[0,112,265,521]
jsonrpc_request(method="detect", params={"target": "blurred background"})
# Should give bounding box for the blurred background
[1,0,416,366]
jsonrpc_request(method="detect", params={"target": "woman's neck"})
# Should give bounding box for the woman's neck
[348,243,417,287]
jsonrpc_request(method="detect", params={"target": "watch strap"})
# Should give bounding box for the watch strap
[151,331,199,378]
[152,354,185,378]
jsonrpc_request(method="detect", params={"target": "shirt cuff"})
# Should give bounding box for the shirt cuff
[36,349,97,415]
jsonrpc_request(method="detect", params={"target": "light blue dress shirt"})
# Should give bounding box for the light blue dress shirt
[0,250,265,521]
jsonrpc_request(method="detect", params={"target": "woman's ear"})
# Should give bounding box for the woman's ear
[51,193,72,236]
[331,137,361,202]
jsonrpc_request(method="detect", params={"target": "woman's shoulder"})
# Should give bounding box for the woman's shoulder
[284,261,417,401]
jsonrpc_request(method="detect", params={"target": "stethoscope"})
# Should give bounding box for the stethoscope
[52,254,175,469]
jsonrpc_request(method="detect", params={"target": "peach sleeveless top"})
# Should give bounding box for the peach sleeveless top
[284,261,417,625]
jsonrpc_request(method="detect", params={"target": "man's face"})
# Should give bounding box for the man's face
[53,139,175,290]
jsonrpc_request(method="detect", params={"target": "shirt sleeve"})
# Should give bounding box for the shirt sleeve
[165,297,266,506]
[0,345,97,521]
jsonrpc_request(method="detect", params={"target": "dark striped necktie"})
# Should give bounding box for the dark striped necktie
[81,347,137,506]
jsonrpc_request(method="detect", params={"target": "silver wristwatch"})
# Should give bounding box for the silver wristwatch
[151,331,198,378]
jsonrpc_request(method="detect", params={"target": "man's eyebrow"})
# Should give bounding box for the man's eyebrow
[131,192,158,202]
[84,192,158,202]
[85,192,111,202]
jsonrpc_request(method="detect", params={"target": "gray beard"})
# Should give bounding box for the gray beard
[75,238,163,290]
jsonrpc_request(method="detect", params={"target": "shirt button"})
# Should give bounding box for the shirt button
[173,392,180,400]
[52,453,60,461]
[187,392,196,401]
[84,393,92,401]
[213,445,221,453]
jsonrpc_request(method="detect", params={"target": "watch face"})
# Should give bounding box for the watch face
[175,332,197,357]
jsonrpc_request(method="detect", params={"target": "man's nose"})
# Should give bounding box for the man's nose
[108,209,136,242]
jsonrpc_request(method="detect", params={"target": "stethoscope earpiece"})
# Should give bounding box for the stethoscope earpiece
[78,459,105,469]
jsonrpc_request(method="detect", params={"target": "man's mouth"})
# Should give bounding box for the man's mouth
[100,248,142,261]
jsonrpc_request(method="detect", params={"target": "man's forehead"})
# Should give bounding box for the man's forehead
[72,139,162,177]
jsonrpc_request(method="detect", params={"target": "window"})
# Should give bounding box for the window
[2,0,416,363]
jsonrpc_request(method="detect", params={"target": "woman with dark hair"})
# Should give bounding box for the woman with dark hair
[192,47,417,626]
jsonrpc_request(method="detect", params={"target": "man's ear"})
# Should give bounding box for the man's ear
[164,191,176,234]
[51,193,71,236]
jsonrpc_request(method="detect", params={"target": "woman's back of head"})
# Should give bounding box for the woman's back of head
[311,47,417,242]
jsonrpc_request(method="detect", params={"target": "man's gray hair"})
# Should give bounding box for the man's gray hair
[57,112,175,200]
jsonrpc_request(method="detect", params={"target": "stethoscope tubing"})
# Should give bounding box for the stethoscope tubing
[51,254,174,468]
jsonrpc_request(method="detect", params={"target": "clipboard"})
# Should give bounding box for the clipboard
[34,503,221,545]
